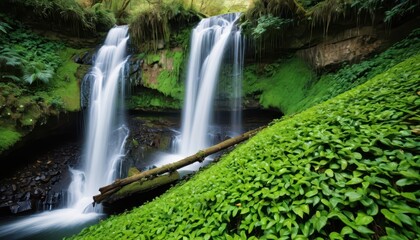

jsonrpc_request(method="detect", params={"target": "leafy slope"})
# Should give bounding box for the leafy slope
[69,55,420,239]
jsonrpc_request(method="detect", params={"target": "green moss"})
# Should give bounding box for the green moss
[0,127,21,153]
[145,54,161,65]
[243,57,315,114]
[69,54,420,240]
[127,91,182,111]
[48,48,85,112]
[146,49,185,101]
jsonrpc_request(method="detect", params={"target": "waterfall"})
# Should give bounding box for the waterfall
[231,30,244,135]
[79,25,129,206]
[0,25,130,239]
[155,13,244,171]
[180,13,243,155]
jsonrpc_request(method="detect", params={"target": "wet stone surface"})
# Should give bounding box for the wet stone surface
[125,114,180,171]
[0,142,81,215]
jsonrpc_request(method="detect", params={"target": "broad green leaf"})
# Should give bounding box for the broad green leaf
[354,225,374,234]
[321,198,332,209]
[355,212,374,225]
[292,206,304,219]
[395,212,414,226]
[329,232,343,240]
[381,209,403,226]
[305,189,318,198]
[366,203,379,216]
[353,152,362,159]
[315,216,328,232]
[399,170,420,180]
[340,226,353,235]
[248,221,255,234]
[330,197,342,208]
[325,169,334,177]
[401,192,417,201]
[340,160,348,170]
[346,177,363,185]
[396,178,416,186]
[320,182,332,195]
[345,191,362,202]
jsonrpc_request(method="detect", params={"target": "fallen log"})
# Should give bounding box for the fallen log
[104,171,180,204]
[93,126,265,203]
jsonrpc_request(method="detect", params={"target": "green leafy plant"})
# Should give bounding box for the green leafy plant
[249,14,293,39]
[384,0,419,23]
[0,21,11,34]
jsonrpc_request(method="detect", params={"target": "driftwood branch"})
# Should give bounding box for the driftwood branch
[93,126,265,203]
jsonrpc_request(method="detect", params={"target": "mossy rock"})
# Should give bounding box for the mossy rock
[0,127,21,153]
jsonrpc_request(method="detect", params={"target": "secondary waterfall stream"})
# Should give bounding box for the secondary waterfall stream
[0,25,130,239]
[155,13,244,171]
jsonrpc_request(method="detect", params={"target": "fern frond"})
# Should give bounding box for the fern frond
[1,74,22,82]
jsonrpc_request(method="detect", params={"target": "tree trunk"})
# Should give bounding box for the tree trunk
[93,126,265,203]
[103,171,180,204]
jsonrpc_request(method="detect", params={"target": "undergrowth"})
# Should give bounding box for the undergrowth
[68,48,420,240]
[0,14,64,85]
[0,15,86,153]
[243,57,315,114]
[0,0,115,37]
[127,90,182,111]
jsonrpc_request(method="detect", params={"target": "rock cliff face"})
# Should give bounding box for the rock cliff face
[296,26,383,69]
[296,18,420,70]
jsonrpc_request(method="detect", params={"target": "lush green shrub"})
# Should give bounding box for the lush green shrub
[0,0,115,36]
[0,15,86,152]
[0,14,64,85]
[68,48,420,240]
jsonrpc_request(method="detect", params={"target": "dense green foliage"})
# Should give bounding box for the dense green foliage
[0,16,85,153]
[0,0,115,36]
[69,53,419,240]
[0,15,64,85]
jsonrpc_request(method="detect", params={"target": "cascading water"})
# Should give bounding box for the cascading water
[0,25,130,239]
[156,13,244,171]
[80,25,130,208]
[231,30,244,135]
